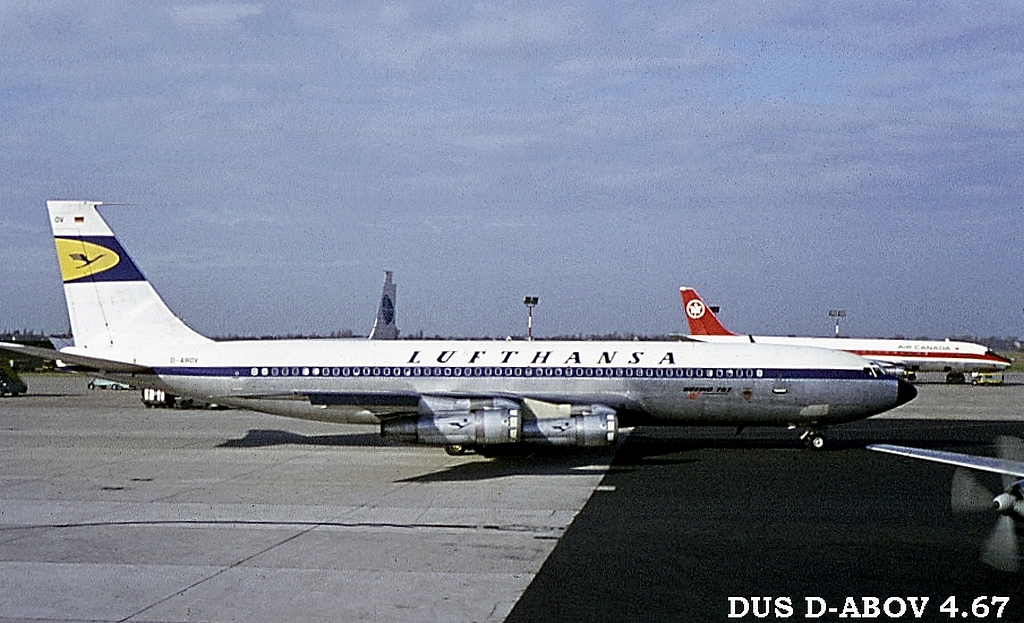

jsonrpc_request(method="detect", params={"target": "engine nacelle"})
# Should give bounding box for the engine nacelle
[878,364,906,378]
[381,408,522,446]
[521,406,618,447]
[380,403,619,448]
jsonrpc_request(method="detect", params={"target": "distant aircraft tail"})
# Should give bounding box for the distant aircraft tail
[48,200,212,353]
[679,287,736,336]
[368,270,399,340]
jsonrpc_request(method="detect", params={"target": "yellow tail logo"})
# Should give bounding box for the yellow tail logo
[55,238,121,282]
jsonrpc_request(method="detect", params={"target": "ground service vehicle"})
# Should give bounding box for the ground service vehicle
[0,363,27,396]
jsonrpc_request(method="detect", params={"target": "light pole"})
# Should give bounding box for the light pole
[523,296,539,340]
[829,309,846,338]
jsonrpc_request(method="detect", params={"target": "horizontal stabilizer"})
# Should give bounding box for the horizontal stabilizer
[0,342,152,374]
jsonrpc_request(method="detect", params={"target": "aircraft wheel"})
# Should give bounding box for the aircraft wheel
[444,444,467,456]
[804,433,826,450]
[945,372,966,384]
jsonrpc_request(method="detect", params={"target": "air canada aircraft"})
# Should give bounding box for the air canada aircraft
[869,441,1024,572]
[0,201,917,454]
[681,287,1010,383]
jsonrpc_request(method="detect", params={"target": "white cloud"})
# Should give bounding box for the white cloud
[171,3,263,31]
[1,1,1023,337]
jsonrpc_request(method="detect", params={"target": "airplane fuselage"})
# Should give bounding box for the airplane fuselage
[688,335,1010,374]
[82,338,911,428]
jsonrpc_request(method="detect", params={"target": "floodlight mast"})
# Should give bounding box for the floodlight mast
[829,309,847,338]
[523,296,539,341]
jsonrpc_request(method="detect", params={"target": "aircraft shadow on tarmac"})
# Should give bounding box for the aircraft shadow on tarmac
[396,449,625,483]
[214,423,1005,483]
[217,428,627,482]
[617,421,1016,456]
[387,428,957,483]
[217,429,393,448]
[216,424,989,453]
[388,435,884,482]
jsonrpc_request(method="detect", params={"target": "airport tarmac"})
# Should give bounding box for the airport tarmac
[1,373,1022,622]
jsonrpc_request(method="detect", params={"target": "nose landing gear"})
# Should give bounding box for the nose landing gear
[800,429,827,450]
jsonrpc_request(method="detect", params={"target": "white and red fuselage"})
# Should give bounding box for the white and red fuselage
[681,288,1011,376]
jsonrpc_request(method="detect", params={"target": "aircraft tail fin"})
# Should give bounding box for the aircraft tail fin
[368,271,399,340]
[680,287,736,336]
[48,200,212,352]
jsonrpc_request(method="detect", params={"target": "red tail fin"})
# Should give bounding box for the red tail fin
[680,288,736,336]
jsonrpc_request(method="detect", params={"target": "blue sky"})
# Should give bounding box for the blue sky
[2,2,1022,339]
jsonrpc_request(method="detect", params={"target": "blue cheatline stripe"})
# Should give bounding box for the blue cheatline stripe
[151,366,877,381]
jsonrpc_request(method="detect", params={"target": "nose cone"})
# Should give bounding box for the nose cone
[895,379,917,407]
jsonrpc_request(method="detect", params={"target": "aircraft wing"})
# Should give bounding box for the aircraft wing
[223,389,532,418]
[868,444,1024,479]
[301,390,558,417]
[666,333,704,342]
[307,391,420,408]
[0,342,152,374]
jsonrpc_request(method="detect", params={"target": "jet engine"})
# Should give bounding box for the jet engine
[380,400,618,449]
[521,404,618,447]
[381,406,523,447]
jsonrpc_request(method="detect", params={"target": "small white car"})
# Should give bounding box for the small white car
[88,378,131,390]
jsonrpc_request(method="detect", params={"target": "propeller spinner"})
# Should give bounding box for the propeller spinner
[950,436,1024,573]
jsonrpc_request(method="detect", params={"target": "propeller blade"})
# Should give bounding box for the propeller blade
[951,468,995,513]
[980,515,1020,572]
[995,436,1024,490]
